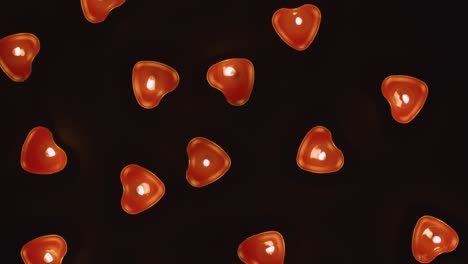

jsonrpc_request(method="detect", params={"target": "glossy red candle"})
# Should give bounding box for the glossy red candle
[20,126,67,175]
[296,126,344,173]
[132,61,180,109]
[412,215,459,263]
[381,75,429,124]
[272,4,321,51]
[207,58,254,106]
[80,0,126,23]
[120,164,165,215]
[21,234,67,264]
[186,137,231,187]
[238,231,285,264]
[0,33,40,82]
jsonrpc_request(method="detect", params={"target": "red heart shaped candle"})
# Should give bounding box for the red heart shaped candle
[237,231,285,264]
[206,58,254,106]
[186,137,231,187]
[132,60,180,109]
[296,126,344,173]
[272,4,321,51]
[412,215,459,263]
[80,0,126,23]
[21,234,67,264]
[381,75,429,124]
[0,33,40,82]
[120,164,165,215]
[20,126,68,175]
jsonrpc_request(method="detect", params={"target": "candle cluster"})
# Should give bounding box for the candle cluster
[1,2,457,264]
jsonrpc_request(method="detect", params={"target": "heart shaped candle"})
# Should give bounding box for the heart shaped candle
[21,234,67,264]
[206,58,254,106]
[296,126,344,173]
[0,33,40,82]
[412,215,459,263]
[80,0,126,23]
[132,60,180,109]
[120,164,165,215]
[272,4,321,51]
[237,230,285,264]
[20,126,68,175]
[381,75,429,124]
[186,137,231,187]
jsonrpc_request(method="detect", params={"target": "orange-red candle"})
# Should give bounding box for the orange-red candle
[120,164,165,215]
[0,33,40,82]
[272,4,321,51]
[296,126,344,173]
[207,58,254,106]
[132,60,180,109]
[21,234,67,264]
[238,231,285,264]
[412,215,459,263]
[80,0,126,23]
[186,137,231,187]
[381,75,429,124]
[20,126,67,175]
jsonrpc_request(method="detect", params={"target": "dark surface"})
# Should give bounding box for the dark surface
[1,1,467,263]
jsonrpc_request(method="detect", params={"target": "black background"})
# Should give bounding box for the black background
[1,0,467,263]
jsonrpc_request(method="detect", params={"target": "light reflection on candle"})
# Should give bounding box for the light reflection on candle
[402,94,410,104]
[12,47,25,56]
[433,236,442,244]
[392,91,410,107]
[295,17,303,25]
[203,158,210,167]
[136,182,150,195]
[43,252,54,263]
[45,147,56,157]
[146,75,156,90]
[264,241,275,255]
[223,66,236,77]
[310,146,326,161]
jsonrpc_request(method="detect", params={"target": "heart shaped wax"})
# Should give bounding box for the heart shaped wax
[272,4,321,51]
[296,126,344,173]
[20,126,67,175]
[186,137,231,187]
[132,60,180,109]
[206,58,254,106]
[120,164,165,215]
[80,0,126,23]
[238,231,285,264]
[21,234,67,264]
[0,33,40,82]
[412,215,459,263]
[381,75,429,124]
